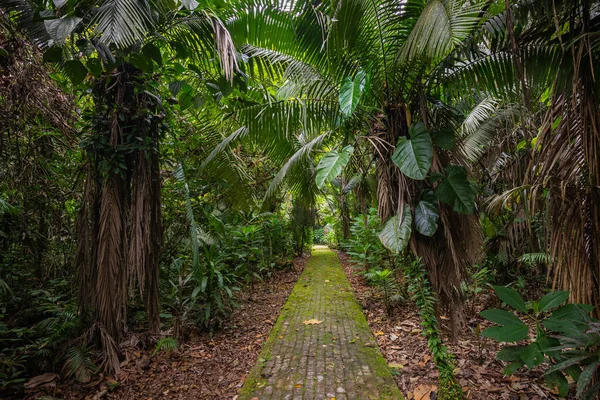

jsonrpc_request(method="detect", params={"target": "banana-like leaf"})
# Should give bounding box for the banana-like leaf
[433,164,476,214]
[315,145,354,188]
[414,190,439,236]
[378,205,412,254]
[339,69,367,117]
[392,122,433,180]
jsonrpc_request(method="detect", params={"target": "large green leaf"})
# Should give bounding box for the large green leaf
[44,15,82,45]
[63,60,88,86]
[433,165,476,214]
[378,205,412,254]
[414,190,439,236]
[496,345,526,361]
[339,69,366,117]
[538,290,569,312]
[480,309,525,327]
[521,343,544,368]
[392,123,432,180]
[482,324,529,342]
[315,146,354,188]
[492,285,528,312]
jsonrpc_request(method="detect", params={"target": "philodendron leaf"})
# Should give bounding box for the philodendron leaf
[492,285,527,312]
[392,122,432,180]
[482,324,529,342]
[414,190,439,236]
[315,146,354,188]
[339,69,367,117]
[44,16,82,45]
[538,290,569,312]
[378,205,412,253]
[433,164,476,214]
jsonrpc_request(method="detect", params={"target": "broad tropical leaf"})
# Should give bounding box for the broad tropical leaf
[63,60,88,85]
[433,165,475,213]
[538,291,569,313]
[44,15,81,45]
[480,309,525,327]
[392,123,433,180]
[414,190,439,236]
[378,205,412,253]
[492,285,527,313]
[315,145,354,188]
[339,69,367,117]
[482,324,529,342]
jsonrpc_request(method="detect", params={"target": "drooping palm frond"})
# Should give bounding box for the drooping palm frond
[92,0,153,48]
[399,0,485,64]
[263,131,330,203]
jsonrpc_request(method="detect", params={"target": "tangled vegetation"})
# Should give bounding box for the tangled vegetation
[1,0,600,398]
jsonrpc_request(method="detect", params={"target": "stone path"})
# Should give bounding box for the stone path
[238,246,403,400]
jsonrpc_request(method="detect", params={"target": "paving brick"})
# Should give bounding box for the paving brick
[238,246,403,400]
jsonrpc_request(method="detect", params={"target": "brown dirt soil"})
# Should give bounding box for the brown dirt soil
[23,256,307,400]
[335,250,568,400]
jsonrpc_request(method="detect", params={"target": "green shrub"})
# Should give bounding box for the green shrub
[406,258,464,400]
[481,286,599,398]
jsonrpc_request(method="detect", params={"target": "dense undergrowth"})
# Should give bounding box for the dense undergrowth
[2,0,600,398]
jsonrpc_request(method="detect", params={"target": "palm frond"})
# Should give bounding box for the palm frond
[92,0,153,48]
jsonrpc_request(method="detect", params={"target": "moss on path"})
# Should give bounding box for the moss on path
[239,246,403,400]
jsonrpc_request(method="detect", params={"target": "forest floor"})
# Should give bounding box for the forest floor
[21,249,569,400]
[335,250,564,400]
[23,255,307,400]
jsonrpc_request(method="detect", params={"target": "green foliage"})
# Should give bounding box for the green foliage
[343,208,402,272]
[433,165,477,214]
[378,205,412,254]
[392,123,433,181]
[414,190,439,237]
[0,284,89,389]
[153,337,178,356]
[406,258,464,400]
[339,69,368,117]
[482,286,599,398]
[363,269,403,315]
[315,146,354,189]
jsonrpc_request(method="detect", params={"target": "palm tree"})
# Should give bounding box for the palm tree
[439,0,600,312]
[3,0,237,372]
[200,0,490,327]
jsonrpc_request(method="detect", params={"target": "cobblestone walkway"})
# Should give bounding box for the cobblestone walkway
[239,246,403,400]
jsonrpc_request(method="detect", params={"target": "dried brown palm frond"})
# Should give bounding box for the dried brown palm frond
[520,0,600,311]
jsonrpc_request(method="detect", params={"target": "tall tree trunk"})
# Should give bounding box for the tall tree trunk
[374,102,482,334]
[76,65,164,371]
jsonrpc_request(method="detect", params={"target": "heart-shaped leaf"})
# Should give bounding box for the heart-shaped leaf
[434,164,476,214]
[392,122,433,180]
[414,190,439,236]
[378,205,412,253]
